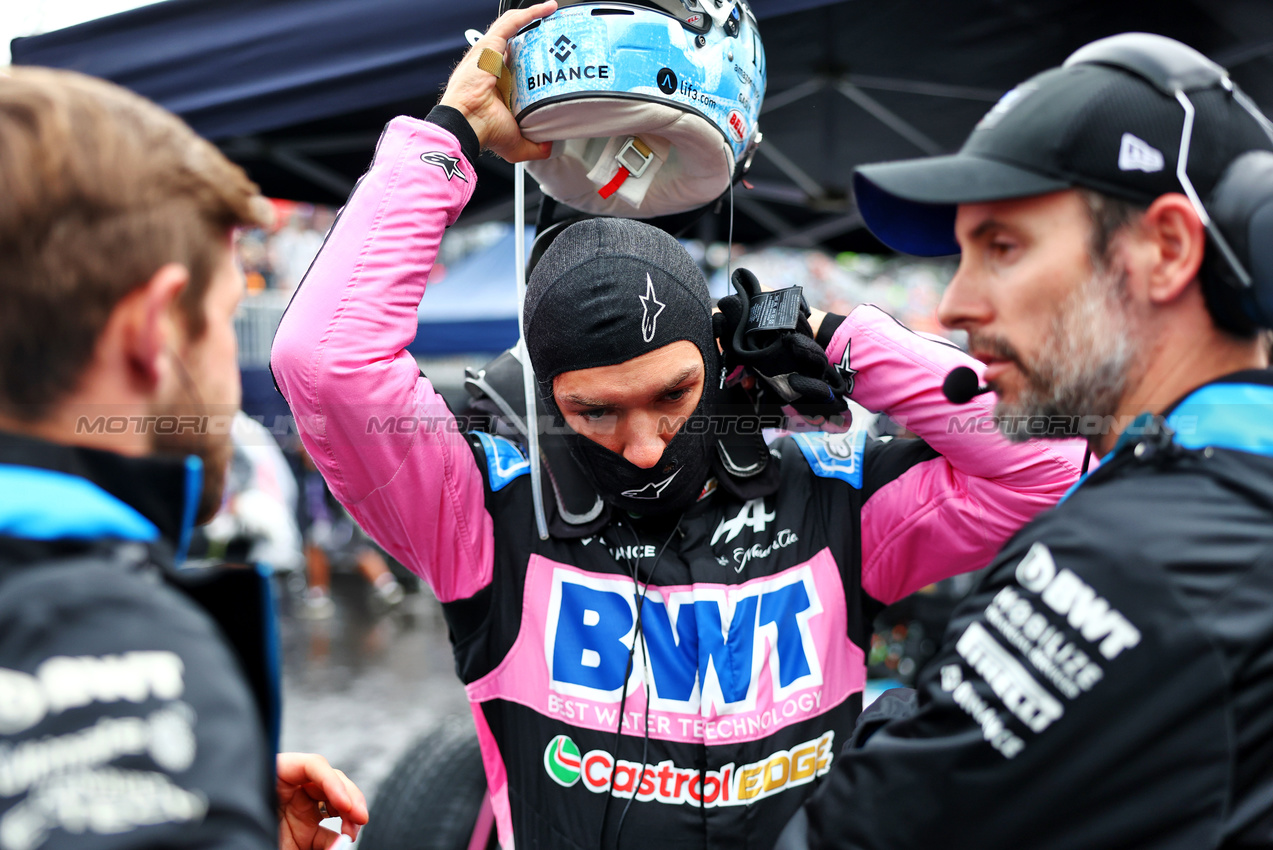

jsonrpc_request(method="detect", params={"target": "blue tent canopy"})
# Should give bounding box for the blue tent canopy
[406,225,731,355]
[11,0,839,141]
[408,227,531,356]
[13,0,1273,255]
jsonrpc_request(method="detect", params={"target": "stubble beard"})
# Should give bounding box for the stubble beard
[151,362,234,524]
[977,264,1140,443]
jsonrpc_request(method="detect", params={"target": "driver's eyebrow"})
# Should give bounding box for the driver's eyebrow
[560,391,611,408]
[560,365,700,409]
[659,365,700,394]
[968,218,1007,241]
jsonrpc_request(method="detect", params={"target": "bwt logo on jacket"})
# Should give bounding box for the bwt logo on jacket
[545,567,825,713]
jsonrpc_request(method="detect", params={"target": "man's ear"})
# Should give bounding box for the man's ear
[1140,193,1206,305]
[121,263,190,387]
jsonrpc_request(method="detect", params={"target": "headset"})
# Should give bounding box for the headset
[1065,33,1273,333]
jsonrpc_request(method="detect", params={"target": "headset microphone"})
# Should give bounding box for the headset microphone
[942,366,991,405]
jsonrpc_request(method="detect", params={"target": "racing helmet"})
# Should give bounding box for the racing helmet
[501,0,766,218]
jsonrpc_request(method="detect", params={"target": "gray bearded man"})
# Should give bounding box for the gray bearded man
[778,32,1273,850]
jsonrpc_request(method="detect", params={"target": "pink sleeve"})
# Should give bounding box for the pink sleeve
[270,116,494,603]
[824,306,1088,605]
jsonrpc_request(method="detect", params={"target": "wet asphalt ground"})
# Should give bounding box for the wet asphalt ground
[277,573,471,805]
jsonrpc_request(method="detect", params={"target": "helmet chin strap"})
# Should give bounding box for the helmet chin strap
[516,161,551,540]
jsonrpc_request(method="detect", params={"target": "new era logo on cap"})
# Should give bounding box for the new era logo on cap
[1118,133,1165,174]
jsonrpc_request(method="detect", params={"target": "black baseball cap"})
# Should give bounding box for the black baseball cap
[854,34,1273,256]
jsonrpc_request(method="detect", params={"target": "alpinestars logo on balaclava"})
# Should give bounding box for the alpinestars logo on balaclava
[639,274,666,343]
[622,469,680,500]
[523,218,721,516]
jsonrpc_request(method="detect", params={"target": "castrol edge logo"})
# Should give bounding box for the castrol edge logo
[542,731,835,807]
[545,734,583,785]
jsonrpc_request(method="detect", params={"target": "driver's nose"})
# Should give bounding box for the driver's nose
[620,411,669,469]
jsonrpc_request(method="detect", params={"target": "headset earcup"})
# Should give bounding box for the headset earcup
[1247,200,1273,327]
[1201,150,1273,333]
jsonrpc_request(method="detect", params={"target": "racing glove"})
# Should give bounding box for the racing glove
[713,268,851,431]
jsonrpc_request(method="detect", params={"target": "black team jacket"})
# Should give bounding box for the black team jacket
[0,431,278,849]
[779,371,1273,850]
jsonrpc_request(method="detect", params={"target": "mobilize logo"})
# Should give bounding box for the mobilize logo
[550,35,577,62]
[541,731,835,806]
[546,567,824,713]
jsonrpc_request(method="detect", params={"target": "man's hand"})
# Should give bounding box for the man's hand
[277,752,369,850]
[714,269,851,431]
[440,1,557,163]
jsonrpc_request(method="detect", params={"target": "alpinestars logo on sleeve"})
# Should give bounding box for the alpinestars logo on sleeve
[639,274,666,343]
[420,151,467,182]
[837,339,857,395]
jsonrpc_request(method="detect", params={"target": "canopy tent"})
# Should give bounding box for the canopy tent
[13,0,1273,252]
[407,224,733,355]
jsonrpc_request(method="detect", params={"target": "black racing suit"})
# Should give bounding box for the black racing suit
[778,370,1273,849]
[0,431,278,849]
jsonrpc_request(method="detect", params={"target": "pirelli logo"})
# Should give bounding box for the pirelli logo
[956,622,1064,734]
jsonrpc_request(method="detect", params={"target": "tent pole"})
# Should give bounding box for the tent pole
[515,162,550,540]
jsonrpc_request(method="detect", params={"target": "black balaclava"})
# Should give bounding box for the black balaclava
[524,218,721,516]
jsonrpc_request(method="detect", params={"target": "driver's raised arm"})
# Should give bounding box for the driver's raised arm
[270,2,557,601]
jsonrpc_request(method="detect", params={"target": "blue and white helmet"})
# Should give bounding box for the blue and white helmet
[502,0,766,218]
